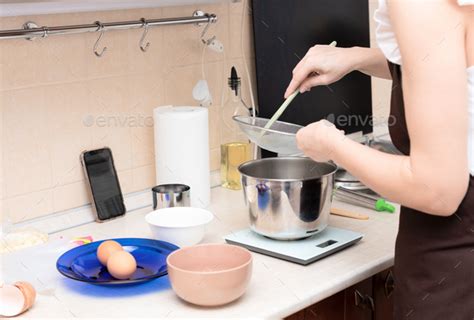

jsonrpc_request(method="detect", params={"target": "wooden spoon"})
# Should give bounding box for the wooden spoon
[331,207,369,220]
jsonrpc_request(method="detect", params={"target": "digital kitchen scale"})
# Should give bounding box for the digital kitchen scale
[225,227,363,265]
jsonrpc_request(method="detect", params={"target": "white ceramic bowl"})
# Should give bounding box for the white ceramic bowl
[145,207,214,247]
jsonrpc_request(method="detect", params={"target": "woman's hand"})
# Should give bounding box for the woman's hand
[296,120,345,162]
[284,45,356,98]
[284,46,391,98]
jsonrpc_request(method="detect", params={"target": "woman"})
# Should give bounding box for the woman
[285,0,473,318]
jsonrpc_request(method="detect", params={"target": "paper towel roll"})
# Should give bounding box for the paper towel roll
[153,106,210,208]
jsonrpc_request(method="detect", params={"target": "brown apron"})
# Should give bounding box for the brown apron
[388,61,474,319]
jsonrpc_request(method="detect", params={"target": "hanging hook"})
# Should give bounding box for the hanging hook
[139,18,151,52]
[41,26,49,39]
[93,21,107,57]
[200,20,212,44]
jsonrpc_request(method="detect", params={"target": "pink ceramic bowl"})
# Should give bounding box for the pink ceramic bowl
[166,243,253,306]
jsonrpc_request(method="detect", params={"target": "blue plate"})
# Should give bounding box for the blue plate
[56,238,179,285]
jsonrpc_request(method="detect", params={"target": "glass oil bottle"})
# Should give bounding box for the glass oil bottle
[220,67,252,190]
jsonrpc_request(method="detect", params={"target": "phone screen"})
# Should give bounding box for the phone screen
[83,148,125,221]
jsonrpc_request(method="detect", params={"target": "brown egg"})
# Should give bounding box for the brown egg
[14,281,36,312]
[107,251,137,280]
[97,240,123,266]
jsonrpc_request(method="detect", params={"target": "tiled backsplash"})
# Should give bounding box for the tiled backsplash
[0,2,256,223]
[1,1,391,224]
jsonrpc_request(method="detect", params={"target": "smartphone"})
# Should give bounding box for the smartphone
[81,148,126,222]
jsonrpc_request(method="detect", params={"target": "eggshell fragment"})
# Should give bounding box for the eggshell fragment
[97,240,123,266]
[107,251,137,280]
[14,281,36,312]
[0,284,25,317]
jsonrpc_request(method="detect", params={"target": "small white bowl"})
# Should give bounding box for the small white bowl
[145,207,214,247]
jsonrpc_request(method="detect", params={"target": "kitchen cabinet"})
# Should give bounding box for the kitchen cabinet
[286,310,306,320]
[304,291,345,320]
[345,277,374,320]
[287,268,394,320]
[373,268,394,320]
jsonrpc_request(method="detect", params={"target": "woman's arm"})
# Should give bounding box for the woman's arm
[350,47,392,79]
[285,46,390,98]
[297,0,470,216]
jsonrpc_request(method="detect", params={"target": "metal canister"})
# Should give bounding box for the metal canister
[152,184,191,209]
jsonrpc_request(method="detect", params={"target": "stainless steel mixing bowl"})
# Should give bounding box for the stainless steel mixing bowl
[238,157,337,240]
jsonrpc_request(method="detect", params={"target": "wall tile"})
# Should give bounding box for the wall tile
[117,168,134,195]
[369,0,378,47]
[0,200,5,224]
[2,87,53,197]
[161,4,228,67]
[5,189,53,223]
[208,105,221,149]
[87,76,133,172]
[44,82,92,186]
[372,78,392,136]
[125,10,166,76]
[0,95,4,201]
[210,147,220,171]
[228,2,254,60]
[369,1,391,135]
[0,39,45,90]
[128,73,164,168]
[84,30,131,79]
[163,60,224,107]
[0,14,89,90]
[52,180,90,213]
[38,35,88,85]
[132,164,156,192]
[229,0,253,15]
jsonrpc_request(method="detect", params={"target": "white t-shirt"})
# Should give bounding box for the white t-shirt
[375,0,474,176]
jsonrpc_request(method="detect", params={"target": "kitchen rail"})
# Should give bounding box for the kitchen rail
[0,11,217,41]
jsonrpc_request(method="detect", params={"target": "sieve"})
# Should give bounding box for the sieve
[232,115,303,155]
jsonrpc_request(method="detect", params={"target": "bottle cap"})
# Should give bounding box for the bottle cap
[228,66,241,94]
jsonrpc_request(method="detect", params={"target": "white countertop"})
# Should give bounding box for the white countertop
[2,187,399,319]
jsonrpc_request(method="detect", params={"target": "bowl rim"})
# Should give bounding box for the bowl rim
[145,207,214,229]
[166,243,253,275]
[238,157,338,182]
